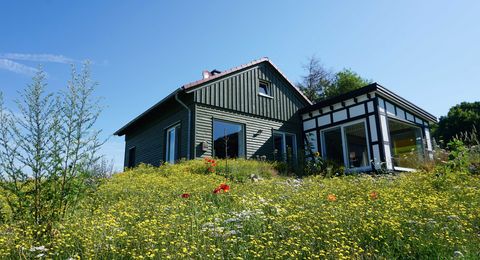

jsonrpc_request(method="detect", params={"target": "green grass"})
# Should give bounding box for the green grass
[0,160,479,259]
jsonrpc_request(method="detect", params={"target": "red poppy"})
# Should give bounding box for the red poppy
[213,183,230,194]
[181,193,190,198]
[219,184,230,192]
[369,191,379,200]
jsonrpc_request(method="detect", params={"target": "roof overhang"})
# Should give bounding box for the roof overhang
[113,88,181,136]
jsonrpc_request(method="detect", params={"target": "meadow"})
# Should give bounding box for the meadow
[0,159,479,259]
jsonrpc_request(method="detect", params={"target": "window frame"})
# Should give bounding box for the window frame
[320,119,372,171]
[387,117,425,171]
[211,118,246,159]
[165,123,180,164]
[258,80,273,98]
[272,130,297,162]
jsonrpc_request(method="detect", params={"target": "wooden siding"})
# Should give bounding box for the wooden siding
[193,104,302,160]
[124,99,190,167]
[192,62,308,121]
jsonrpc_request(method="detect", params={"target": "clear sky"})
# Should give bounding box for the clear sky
[1,1,479,170]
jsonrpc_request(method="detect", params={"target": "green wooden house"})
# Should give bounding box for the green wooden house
[115,58,436,172]
[114,58,312,167]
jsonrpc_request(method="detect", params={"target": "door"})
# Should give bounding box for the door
[273,131,297,163]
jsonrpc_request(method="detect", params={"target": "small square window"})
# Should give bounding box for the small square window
[259,81,272,97]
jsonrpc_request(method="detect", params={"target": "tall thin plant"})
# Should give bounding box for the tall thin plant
[0,63,104,237]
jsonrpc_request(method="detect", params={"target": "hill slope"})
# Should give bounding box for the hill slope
[1,160,480,259]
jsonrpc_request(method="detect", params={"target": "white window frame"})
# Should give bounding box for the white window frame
[273,130,297,162]
[166,124,179,164]
[320,119,372,172]
[258,80,273,98]
[387,117,426,172]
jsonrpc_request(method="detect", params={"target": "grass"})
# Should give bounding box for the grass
[0,160,479,259]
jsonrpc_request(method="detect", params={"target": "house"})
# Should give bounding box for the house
[114,58,312,167]
[114,58,437,172]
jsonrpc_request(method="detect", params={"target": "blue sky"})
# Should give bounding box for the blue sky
[1,1,479,170]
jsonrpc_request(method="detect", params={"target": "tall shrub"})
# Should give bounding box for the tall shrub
[0,63,103,236]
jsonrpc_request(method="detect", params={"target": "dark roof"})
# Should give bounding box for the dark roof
[114,58,312,136]
[299,83,437,123]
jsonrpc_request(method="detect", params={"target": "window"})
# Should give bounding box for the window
[258,81,272,97]
[304,131,318,155]
[273,131,297,163]
[128,147,136,168]
[322,127,344,165]
[344,122,369,168]
[321,120,371,170]
[388,119,424,169]
[166,124,180,164]
[213,120,245,159]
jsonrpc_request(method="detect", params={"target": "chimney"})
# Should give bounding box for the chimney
[202,70,211,79]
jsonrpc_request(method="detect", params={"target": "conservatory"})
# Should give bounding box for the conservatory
[299,83,437,172]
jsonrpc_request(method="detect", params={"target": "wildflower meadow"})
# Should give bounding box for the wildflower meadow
[0,159,479,259]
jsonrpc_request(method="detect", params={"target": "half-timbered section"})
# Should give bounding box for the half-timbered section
[299,83,436,172]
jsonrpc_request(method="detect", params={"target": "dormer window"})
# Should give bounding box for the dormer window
[258,81,272,97]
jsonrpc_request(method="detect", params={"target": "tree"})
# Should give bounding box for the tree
[298,56,371,102]
[297,56,333,103]
[324,69,372,99]
[433,102,480,145]
[0,63,104,236]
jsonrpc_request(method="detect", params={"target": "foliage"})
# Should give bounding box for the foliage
[324,69,372,99]
[445,139,470,172]
[198,158,277,182]
[0,63,104,238]
[433,101,480,145]
[0,162,479,259]
[297,56,372,102]
[302,152,346,177]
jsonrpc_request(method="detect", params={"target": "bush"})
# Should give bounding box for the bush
[152,158,279,183]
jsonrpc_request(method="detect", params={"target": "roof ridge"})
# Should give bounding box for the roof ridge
[182,57,269,90]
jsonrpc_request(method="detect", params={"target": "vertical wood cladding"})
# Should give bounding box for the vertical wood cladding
[193,62,308,121]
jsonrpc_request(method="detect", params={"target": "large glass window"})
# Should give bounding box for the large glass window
[388,119,424,168]
[213,120,245,159]
[323,127,344,166]
[344,122,369,168]
[321,120,371,169]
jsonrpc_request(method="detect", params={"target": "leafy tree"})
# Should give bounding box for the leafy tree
[298,56,371,102]
[324,69,372,98]
[434,102,480,145]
